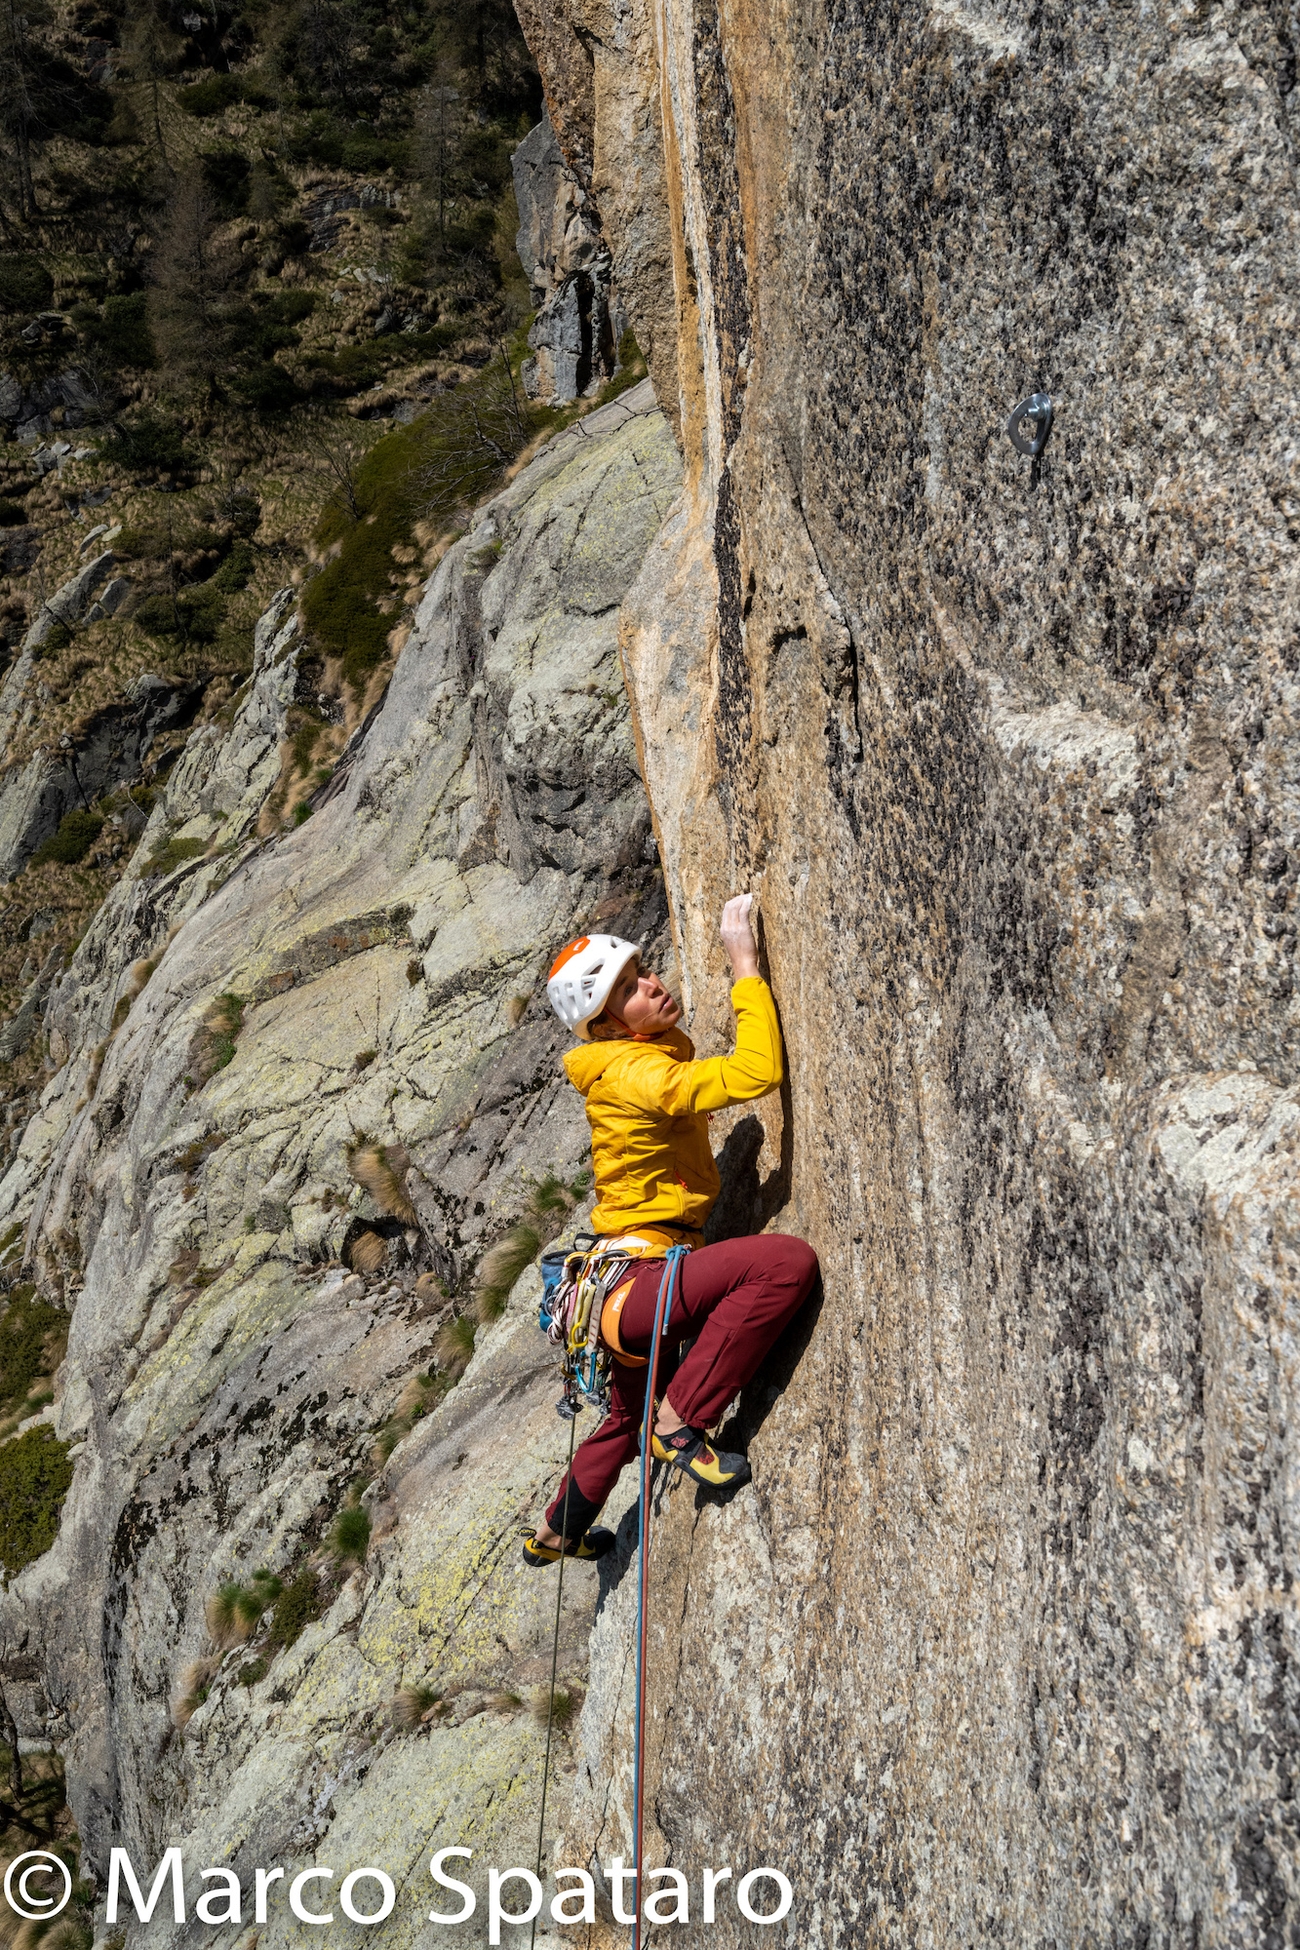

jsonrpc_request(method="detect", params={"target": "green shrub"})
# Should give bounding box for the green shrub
[210,541,254,592]
[231,362,302,415]
[285,112,344,168]
[91,293,155,368]
[178,73,242,115]
[201,147,251,214]
[301,409,447,689]
[331,1504,370,1559]
[0,255,54,314]
[274,217,313,258]
[341,132,407,171]
[0,1427,74,1576]
[0,500,28,527]
[267,1565,321,1648]
[248,293,312,357]
[0,1286,64,1415]
[30,809,104,867]
[142,834,207,878]
[97,410,192,480]
[133,585,225,644]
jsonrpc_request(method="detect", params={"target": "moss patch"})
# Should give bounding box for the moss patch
[143,834,208,879]
[30,809,105,868]
[0,1426,74,1576]
[187,991,247,1085]
[267,1565,323,1649]
[0,1285,67,1422]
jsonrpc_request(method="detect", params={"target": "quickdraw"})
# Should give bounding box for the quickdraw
[539,1234,634,1419]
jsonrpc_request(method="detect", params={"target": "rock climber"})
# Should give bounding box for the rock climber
[523,894,818,1567]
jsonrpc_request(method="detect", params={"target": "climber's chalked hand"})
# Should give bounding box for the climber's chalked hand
[720,892,760,981]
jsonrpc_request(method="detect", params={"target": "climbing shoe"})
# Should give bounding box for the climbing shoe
[649,1424,751,1490]
[521,1527,615,1568]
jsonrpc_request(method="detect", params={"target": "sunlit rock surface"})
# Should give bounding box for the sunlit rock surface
[513,5,1300,1943]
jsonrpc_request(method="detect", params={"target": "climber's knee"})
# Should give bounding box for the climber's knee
[767,1232,819,1293]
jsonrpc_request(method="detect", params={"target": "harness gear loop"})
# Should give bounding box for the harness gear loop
[632,1245,688,1950]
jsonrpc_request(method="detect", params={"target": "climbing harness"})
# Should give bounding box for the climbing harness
[631,1245,688,1950]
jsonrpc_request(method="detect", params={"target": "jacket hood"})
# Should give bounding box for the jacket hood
[563,1028,694,1097]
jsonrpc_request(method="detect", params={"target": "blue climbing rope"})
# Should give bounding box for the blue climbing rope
[631,1245,688,1950]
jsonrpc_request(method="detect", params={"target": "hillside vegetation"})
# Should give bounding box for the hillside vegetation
[0,0,642,1131]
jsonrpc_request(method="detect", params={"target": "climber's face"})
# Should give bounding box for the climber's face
[602,958,682,1036]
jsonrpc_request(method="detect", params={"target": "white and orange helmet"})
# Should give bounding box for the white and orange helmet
[546,934,640,1040]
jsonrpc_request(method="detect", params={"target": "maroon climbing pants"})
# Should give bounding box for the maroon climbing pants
[544,1232,818,1536]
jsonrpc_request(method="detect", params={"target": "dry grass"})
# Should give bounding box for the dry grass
[471,1170,591,1323]
[390,1684,441,1729]
[343,1227,387,1274]
[372,1367,445,1465]
[433,1313,476,1377]
[347,1142,416,1223]
[0,1895,92,1950]
[205,1582,255,1648]
[172,1653,222,1728]
[530,1684,578,1731]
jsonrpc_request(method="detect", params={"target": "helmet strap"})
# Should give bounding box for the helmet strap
[600,1006,652,1043]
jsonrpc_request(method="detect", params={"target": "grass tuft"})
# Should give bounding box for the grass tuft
[343,1227,387,1275]
[205,1582,255,1648]
[433,1313,476,1378]
[347,1142,416,1222]
[186,992,247,1086]
[530,1684,578,1730]
[472,1223,540,1324]
[390,1684,441,1729]
[331,1503,371,1561]
[471,1168,592,1323]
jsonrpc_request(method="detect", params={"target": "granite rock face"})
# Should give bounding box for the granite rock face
[0,380,680,1941]
[512,113,620,403]
[0,551,203,885]
[517,3,1300,1944]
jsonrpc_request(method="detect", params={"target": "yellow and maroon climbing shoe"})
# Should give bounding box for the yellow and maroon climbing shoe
[521,1527,615,1568]
[649,1425,751,1490]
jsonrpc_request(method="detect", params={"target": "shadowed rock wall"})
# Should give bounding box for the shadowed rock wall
[518,2,1300,1943]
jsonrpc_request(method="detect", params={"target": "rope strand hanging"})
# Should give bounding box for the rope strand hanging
[631,1247,687,1950]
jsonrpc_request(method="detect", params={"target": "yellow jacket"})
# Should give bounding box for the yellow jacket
[563,977,783,1245]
